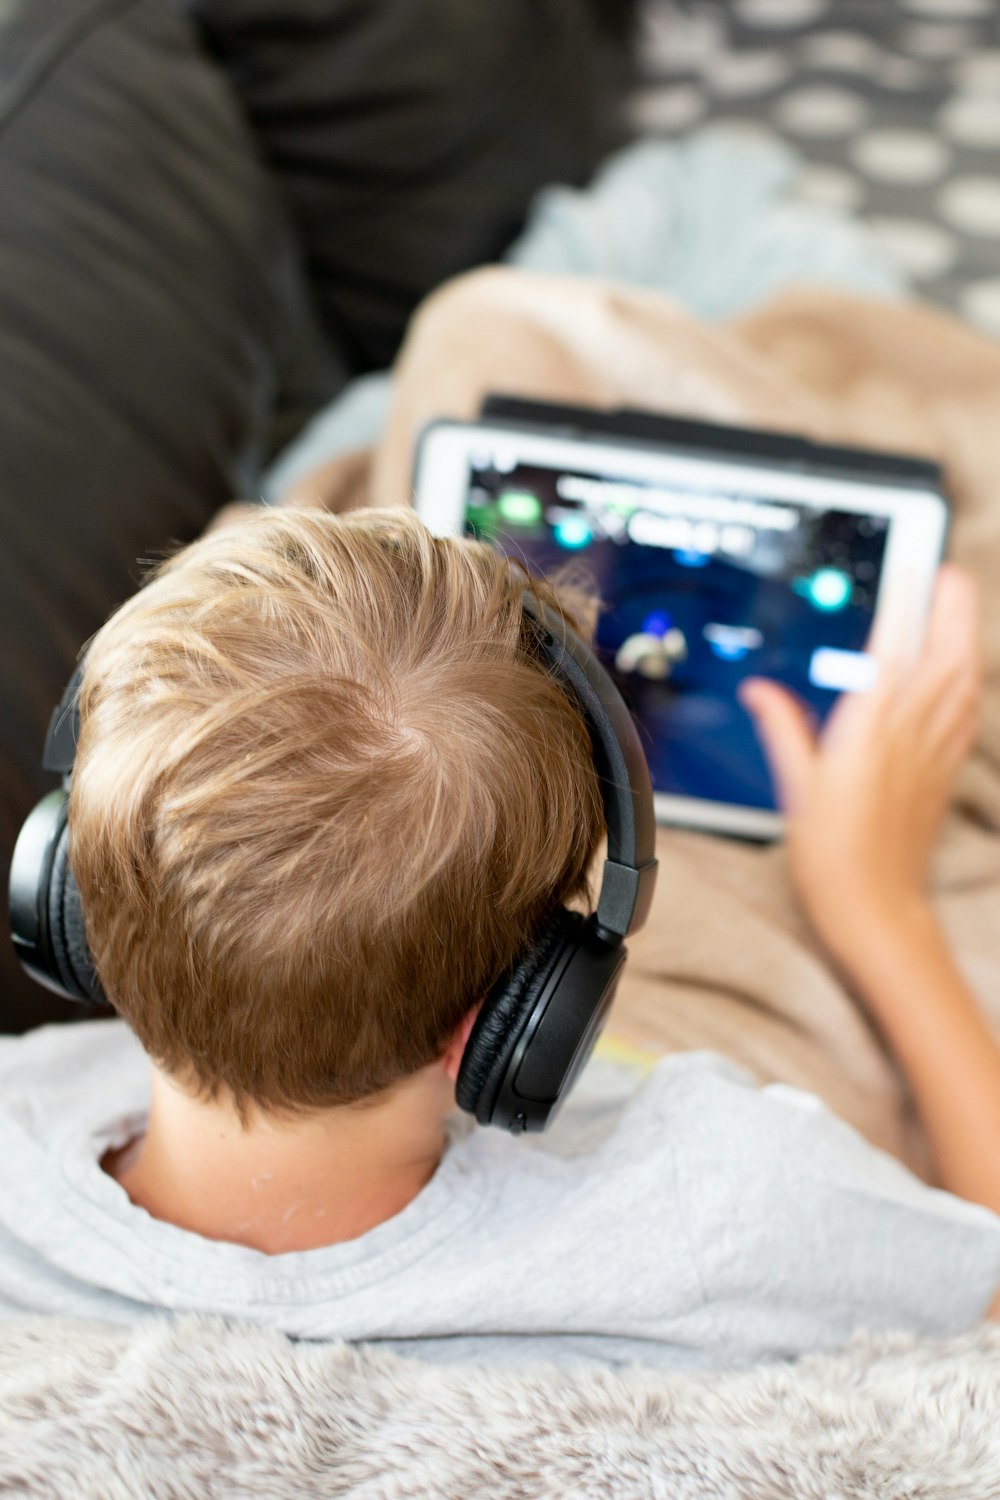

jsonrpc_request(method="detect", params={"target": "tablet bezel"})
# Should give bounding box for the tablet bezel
[412,417,950,841]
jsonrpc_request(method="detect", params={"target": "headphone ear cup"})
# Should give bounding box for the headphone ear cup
[456,908,583,1124]
[47,818,103,1004]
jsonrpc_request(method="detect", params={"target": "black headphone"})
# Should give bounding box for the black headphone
[9,595,658,1133]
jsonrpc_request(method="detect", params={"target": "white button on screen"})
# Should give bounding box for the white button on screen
[808,647,877,693]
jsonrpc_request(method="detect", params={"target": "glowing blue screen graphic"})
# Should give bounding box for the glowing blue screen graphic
[464,459,889,812]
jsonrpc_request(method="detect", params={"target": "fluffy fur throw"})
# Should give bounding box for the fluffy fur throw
[1,1315,998,1498]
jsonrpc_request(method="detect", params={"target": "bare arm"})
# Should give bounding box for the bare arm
[741,566,1000,1313]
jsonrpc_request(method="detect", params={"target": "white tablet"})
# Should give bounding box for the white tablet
[413,403,950,840]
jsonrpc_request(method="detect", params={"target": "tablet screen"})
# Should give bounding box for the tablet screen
[463,456,888,812]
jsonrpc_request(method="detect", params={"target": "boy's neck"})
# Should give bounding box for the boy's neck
[103,1064,455,1254]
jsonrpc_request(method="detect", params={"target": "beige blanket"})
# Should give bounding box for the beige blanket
[284,269,1000,1181]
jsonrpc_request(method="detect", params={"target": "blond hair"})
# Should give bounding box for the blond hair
[69,509,604,1113]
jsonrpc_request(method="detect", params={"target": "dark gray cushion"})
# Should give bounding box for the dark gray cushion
[190,0,632,370]
[0,0,339,1029]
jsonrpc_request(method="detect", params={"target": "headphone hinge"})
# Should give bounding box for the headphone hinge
[595,856,659,940]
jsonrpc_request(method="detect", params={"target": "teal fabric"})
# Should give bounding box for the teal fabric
[506,131,903,312]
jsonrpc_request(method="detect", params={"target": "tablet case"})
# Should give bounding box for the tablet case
[478,395,946,498]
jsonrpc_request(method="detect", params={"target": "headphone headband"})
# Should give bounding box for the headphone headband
[524,595,657,940]
[42,661,84,777]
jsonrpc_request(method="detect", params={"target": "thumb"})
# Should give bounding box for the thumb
[738,679,819,812]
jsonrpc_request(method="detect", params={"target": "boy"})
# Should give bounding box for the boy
[0,506,998,1368]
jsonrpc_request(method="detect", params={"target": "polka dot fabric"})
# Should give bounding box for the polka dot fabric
[634,0,1000,335]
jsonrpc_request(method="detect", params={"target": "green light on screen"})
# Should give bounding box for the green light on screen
[465,499,496,542]
[496,491,543,527]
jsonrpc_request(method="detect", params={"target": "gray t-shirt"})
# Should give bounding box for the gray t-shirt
[0,1019,998,1370]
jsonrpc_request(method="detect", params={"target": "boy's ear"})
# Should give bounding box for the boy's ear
[441,1004,483,1083]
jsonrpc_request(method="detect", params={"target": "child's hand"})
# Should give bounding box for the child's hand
[739,566,982,963]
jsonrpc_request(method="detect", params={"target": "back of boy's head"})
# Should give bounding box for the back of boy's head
[69,509,605,1114]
